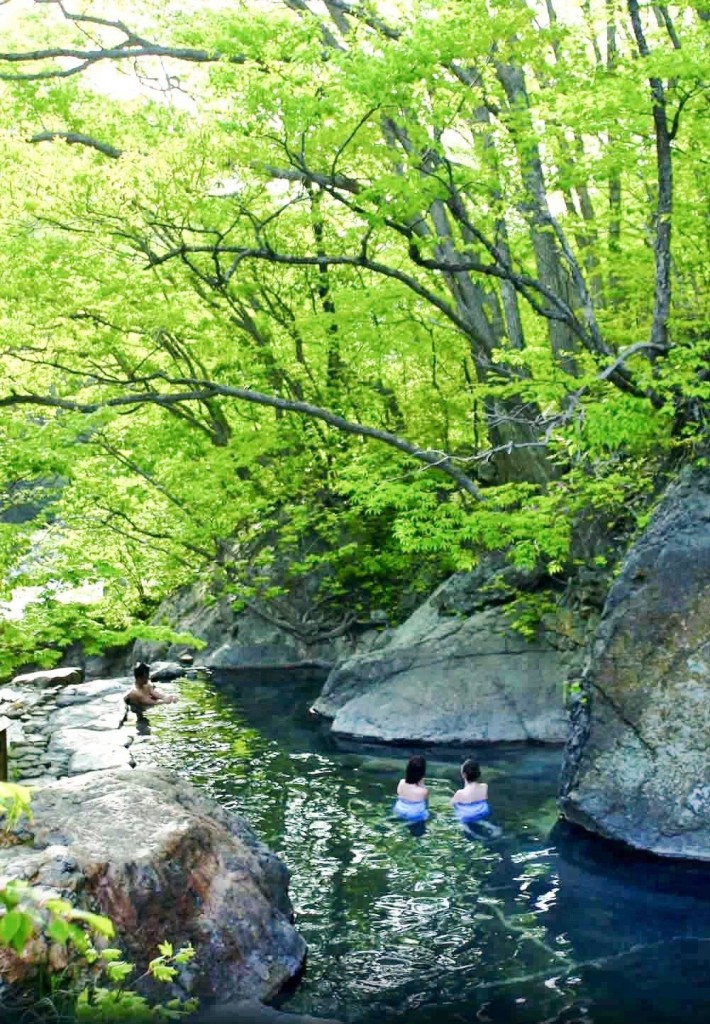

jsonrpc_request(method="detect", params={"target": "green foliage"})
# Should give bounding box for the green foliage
[0,0,707,667]
[0,782,32,830]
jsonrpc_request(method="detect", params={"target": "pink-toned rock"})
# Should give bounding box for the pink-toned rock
[0,768,306,1002]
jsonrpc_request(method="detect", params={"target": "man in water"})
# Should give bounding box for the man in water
[123,661,177,722]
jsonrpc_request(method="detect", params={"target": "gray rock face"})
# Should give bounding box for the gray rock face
[149,660,188,681]
[314,573,591,745]
[0,769,306,1003]
[133,581,380,676]
[559,466,710,860]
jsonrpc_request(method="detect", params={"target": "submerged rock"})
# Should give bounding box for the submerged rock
[314,571,591,745]
[188,998,343,1024]
[0,768,306,1003]
[559,465,710,860]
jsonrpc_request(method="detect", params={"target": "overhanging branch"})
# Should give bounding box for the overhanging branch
[29,130,122,158]
[0,377,484,500]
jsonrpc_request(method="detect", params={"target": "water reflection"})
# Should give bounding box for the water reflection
[139,678,710,1024]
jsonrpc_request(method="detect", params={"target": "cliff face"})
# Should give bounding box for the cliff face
[559,466,710,860]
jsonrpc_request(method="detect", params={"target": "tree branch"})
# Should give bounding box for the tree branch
[627,0,673,352]
[0,377,484,500]
[29,130,122,158]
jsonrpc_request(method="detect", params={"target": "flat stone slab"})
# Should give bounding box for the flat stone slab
[55,678,129,707]
[6,721,27,745]
[50,698,125,732]
[12,667,83,688]
[48,727,133,758]
[16,774,59,788]
[0,687,45,713]
[68,746,134,775]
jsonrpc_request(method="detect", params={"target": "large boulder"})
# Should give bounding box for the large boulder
[559,465,710,860]
[313,569,592,745]
[0,769,306,1002]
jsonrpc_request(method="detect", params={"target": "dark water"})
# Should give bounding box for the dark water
[138,675,710,1024]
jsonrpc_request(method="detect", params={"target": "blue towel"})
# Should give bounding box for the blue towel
[393,798,429,822]
[454,800,490,823]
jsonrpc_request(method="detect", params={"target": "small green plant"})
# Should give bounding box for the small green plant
[506,592,559,641]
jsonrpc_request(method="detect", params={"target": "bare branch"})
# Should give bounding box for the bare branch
[0,11,248,83]
[29,130,122,158]
[141,240,483,345]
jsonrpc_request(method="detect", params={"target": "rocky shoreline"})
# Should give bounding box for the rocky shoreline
[1,669,141,785]
[0,668,342,1021]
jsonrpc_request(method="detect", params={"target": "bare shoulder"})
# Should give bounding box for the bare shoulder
[451,787,464,804]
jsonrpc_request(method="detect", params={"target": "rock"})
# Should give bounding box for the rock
[54,677,130,707]
[48,726,133,756]
[149,660,187,682]
[0,686,45,714]
[313,574,590,745]
[67,745,134,774]
[83,645,132,680]
[8,744,46,759]
[133,576,380,674]
[7,721,27,745]
[179,651,195,665]
[11,667,83,688]
[48,726,134,775]
[188,999,343,1024]
[49,698,126,732]
[0,769,306,1003]
[206,643,302,671]
[17,772,56,785]
[559,465,710,860]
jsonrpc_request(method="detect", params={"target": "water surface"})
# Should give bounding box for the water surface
[138,675,710,1024]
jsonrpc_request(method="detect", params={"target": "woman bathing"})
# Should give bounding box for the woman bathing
[451,758,490,824]
[393,755,429,824]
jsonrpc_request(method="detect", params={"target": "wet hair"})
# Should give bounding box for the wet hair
[133,661,150,684]
[405,755,426,785]
[461,758,481,783]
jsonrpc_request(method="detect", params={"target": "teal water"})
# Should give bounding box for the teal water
[139,675,710,1024]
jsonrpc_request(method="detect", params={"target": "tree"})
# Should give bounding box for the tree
[0,0,707,669]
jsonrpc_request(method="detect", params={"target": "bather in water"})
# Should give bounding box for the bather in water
[393,755,429,834]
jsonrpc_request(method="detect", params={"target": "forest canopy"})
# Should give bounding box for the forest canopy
[0,0,708,672]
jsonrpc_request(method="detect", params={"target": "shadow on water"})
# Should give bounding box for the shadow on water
[140,674,710,1024]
